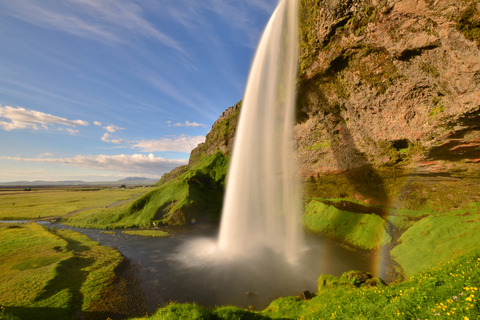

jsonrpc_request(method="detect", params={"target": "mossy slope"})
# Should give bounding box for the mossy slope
[125,152,228,226]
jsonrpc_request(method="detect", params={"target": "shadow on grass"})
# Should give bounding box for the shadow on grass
[34,257,94,303]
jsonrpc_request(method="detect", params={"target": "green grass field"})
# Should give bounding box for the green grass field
[122,230,169,237]
[0,187,150,220]
[0,222,125,320]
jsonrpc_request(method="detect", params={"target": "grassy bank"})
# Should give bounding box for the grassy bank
[303,199,392,250]
[0,222,138,320]
[128,251,480,320]
[121,230,169,237]
[391,202,480,278]
[0,187,148,220]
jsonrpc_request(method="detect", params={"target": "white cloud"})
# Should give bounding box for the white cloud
[0,154,187,175]
[132,135,205,152]
[101,133,123,144]
[170,120,206,128]
[66,128,79,135]
[0,105,89,131]
[37,152,54,158]
[104,124,124,133]
[94,121,102,126]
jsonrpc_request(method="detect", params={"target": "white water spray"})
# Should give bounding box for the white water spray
[218,0,303,263]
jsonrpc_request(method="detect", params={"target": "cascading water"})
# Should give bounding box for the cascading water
[218,0,303,264]
[171,0,332,308]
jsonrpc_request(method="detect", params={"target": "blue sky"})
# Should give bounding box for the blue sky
[0,0,278,182]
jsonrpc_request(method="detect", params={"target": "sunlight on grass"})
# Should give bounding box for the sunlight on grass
[122,230,169,237]
[303,200,391,250]
[0,222,123,320]
[0,187,149,220]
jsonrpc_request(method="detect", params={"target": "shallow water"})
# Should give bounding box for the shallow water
[0,221,374,313]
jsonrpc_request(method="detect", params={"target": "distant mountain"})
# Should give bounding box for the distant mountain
[0,177,157,187]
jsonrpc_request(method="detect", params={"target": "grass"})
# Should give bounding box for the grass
[122,230,169,237]
[0,187,148,220]
[63,200,135,229]
[125,152,228,226]
[127,251,480,320]
[391,202,480,278]
[0,222,124,320]
[63,152,228,229]
[303,200,392,250]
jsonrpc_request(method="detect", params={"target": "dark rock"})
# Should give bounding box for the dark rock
[298,290,314,300]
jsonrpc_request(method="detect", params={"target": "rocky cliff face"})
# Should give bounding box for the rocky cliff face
[189,102,241,165]
[152,0,479,233]
[296,0,480,178]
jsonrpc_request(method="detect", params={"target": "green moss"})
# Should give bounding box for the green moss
[420,62,440,78]
[456,2,480,47]
[391,203,480,277]
[303,200,392,250]
[429,97,445,118]
[302,141,332,150]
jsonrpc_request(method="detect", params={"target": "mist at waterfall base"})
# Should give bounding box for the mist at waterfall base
[170,0,364,309]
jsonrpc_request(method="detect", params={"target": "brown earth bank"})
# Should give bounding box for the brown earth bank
[83,256,146,320]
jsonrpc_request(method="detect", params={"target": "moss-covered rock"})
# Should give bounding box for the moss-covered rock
[127,152,228,226]
[304,200,392,250]
[318,269,386,292]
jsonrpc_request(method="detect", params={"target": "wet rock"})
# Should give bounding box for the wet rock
[298,290,315,300]
[344,271,373,286]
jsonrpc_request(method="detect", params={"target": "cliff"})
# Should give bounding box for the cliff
[297,0,480,177]
[128,1,480,273]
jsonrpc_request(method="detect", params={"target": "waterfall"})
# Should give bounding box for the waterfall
[218,0,302,264]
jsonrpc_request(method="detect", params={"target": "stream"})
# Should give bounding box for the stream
[2,221,373,313]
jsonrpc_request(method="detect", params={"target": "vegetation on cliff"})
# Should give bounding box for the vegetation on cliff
[64,152,228,229]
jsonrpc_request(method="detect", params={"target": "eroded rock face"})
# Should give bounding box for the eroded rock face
[159,0,479,217]
[296,0,480,178]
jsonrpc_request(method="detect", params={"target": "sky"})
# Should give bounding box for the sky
[0,0,278,182]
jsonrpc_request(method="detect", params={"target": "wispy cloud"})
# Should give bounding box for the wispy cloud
[66,128,80,135]
[1,0,185,53]
[101,133,123,144]
[0,105,89,131]
[104,124,124,133]
[1,154,187,175]
[169,121,206,128]
[94,121,102,126]
[37,152,54,158]
[132,135,205,153]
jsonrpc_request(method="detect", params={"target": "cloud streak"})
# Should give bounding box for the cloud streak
[1,154,187,175]
[1,0,185,53]
[0,105,89,131]
[169,121,206,128]
[132,135,205,153]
